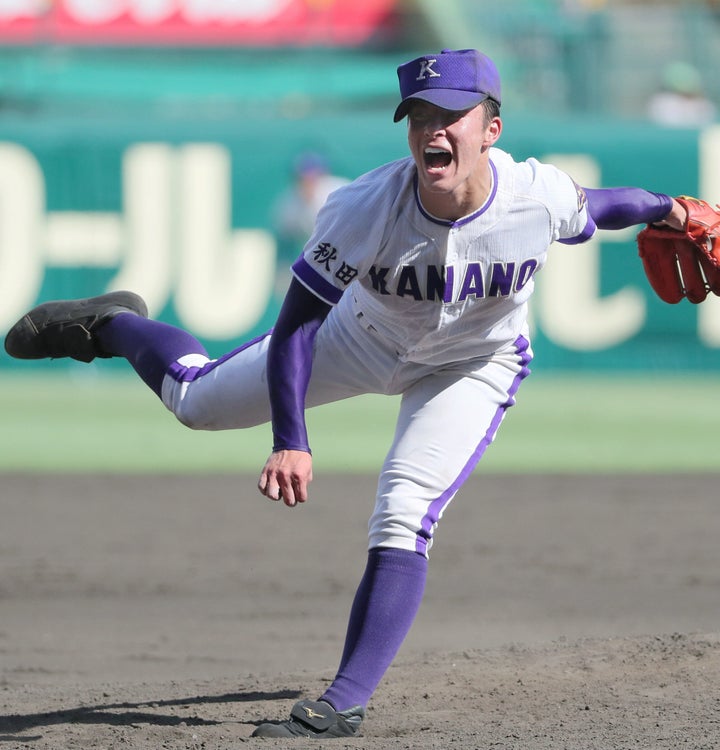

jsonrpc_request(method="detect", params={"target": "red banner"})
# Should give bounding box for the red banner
[0,0,45,42]
[0,0,398,45]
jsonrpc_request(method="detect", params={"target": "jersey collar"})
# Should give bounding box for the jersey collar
[414,158,498,228]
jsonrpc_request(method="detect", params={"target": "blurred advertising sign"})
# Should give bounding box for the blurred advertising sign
[0,0,397,45]
[0,0,47,41]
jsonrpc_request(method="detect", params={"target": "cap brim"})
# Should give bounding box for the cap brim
[393,89,489,122]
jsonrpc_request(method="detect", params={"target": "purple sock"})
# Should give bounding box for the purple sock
[96,313,208,397]
[320,547,427,711]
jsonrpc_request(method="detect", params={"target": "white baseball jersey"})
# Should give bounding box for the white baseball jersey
[293,147,594,365]
[160,147,594,556]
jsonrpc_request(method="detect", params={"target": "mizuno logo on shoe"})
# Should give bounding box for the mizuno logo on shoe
[302,706,327,720]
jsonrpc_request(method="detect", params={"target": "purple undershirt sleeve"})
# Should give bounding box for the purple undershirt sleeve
[584,186,674,229]
[267,277,332,454]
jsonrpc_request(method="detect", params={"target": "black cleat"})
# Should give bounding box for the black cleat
[4,291,148,363]
[251,699,364,739]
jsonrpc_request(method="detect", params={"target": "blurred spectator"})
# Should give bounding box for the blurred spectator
[647,61,716,128]
[270,152,349,296]
[272,152,349,259]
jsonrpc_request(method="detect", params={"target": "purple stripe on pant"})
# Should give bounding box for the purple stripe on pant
[165,330,272,384]
[414,335,533,555]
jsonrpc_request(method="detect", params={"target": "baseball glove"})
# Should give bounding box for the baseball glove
[637,196,720,304]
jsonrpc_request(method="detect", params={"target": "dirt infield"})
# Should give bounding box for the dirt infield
[2,473,720,748]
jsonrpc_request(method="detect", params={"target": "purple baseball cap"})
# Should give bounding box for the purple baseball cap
[393,48,501,123]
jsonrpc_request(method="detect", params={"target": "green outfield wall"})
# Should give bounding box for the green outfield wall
[1,105,718,372]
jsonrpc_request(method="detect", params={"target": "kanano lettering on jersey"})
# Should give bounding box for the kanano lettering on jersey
[368,261,539,302]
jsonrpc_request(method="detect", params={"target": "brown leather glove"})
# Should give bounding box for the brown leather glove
[637,196,720,304]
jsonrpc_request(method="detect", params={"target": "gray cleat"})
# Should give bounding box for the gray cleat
[252,699,364,739]
[4,291,148,363]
